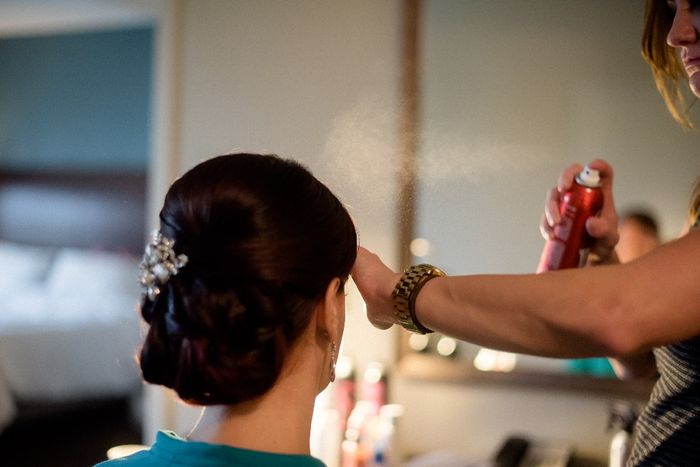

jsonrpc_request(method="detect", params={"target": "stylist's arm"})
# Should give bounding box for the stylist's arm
[351,160,624,357]
[354,3,700,464]
[353,245,617,357]
[352,171,700,360]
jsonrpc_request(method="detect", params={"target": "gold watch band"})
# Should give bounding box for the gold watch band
[391,264,445,334]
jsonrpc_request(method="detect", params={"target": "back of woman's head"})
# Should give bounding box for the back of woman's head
[139,153,357,405]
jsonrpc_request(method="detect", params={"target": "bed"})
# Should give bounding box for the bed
[0,170,147,433]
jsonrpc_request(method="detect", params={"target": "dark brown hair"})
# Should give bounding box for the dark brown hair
[642,0,696,128]
[139,153,357,405]
[621,209,660,235]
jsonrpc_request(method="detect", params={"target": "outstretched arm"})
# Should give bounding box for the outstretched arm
[353,230,700,359]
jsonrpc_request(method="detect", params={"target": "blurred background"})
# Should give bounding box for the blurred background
[0,1,698,466]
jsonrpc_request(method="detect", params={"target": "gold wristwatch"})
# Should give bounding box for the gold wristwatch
[391,264,445,334]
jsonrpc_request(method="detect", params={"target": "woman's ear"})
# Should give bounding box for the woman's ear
[316,277,342,344]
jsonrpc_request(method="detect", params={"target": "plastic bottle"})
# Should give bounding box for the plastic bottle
[360,362,386,416]
[537,165,604,272]
[608,401,638,467]
[342,401,374,467]
[368,404,404,467]
[333,356,356,433]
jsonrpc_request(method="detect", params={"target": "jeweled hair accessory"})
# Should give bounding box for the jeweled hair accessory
[139,230,189,301]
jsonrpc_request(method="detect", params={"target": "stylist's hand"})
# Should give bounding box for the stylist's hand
[351,247,402,330]
[540,159,619,265]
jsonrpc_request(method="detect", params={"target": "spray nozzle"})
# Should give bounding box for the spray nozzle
[608,400,638,433]
[576,165,602,188]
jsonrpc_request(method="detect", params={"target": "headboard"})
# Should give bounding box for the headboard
[0,170,147,255]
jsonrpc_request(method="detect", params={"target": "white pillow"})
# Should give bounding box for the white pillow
[46,248,140,299]
[0,241,54,293]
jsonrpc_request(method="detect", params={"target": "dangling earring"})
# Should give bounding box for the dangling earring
[329,342,337,382]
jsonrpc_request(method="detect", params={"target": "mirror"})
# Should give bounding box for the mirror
[398,0,700,397]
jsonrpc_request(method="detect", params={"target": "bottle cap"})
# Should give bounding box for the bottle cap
[576,165,601,188]
[608,400,638,433]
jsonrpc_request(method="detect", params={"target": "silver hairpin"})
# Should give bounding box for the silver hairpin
[139,230,189,301]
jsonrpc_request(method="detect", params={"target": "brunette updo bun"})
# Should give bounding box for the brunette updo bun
[139,153,357,405]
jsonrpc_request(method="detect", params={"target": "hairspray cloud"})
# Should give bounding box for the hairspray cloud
[537,166,604,272]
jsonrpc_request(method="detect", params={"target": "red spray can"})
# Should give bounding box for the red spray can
[537,166,604,272]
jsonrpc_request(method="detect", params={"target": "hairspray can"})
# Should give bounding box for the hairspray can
[537,166,604,272]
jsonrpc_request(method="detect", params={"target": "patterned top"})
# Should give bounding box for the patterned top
[94,431,326,467]
[628,337,700,466]
[627,217,700,466]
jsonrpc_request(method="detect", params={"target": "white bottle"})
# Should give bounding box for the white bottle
[311,387,342,467]
[608,401,638,467]
[609,429,631,467]
[368,404,404,467]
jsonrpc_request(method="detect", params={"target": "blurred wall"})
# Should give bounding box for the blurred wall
[176,0,402,365]
[403,1,699,461]
[0,27,152,171]
[143,0,403,449]
[417,0,700,276]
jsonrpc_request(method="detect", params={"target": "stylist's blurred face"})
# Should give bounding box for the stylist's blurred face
[667,0,700,97]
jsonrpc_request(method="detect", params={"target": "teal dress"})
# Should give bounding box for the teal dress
[95,431,326,467]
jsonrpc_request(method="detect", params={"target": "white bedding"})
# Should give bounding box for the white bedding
[0,244,143,432]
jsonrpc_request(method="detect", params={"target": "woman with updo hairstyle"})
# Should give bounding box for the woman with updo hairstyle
[97,153,356,467]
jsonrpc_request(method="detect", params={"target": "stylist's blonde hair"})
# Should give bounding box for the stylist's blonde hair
[642,0,696,128]
[642,0,700,227]
[690,179,700,227]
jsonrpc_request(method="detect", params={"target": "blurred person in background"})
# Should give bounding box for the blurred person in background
[616,209,662,263]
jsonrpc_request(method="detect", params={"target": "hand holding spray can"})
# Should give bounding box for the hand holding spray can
[537,165,604,272]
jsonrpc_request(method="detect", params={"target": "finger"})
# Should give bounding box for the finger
[547,163,583,228]
[544,186,562,226]
[586,217,619,247]
[587,160,615,206]
[351,247,377,282]
[586,158,618,226]
[587,159,614,184]
[587,159,614,193]
[586,223,618,263]
[557,163,584,193]
[540,213,554,240]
